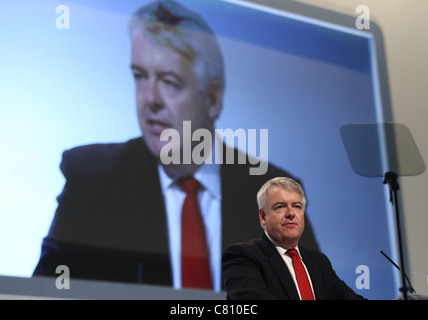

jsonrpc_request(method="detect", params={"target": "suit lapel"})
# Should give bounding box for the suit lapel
[116,138,169,255]
[112,138,172,285]
[259,234,300,300]
[220,147,269,250]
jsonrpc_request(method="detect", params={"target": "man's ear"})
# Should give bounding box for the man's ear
[259,208,266,227]
[206,82,223,120]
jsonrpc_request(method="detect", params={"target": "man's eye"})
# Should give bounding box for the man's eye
[132,69,147,80]
[132,72,143,80]
[162,78,181,89]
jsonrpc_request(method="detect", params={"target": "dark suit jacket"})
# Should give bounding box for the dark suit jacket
[222,233,364,300]
[33,137,319,286]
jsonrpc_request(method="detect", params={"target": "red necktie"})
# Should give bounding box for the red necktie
[286,249,315,300]
[179,177,212,290]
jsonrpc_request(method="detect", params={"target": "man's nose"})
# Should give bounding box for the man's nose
[144,81,163,111]
[285,207,295,219]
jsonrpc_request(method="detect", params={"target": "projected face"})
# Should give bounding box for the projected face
[131,30,220,162]
[259,186,305,249]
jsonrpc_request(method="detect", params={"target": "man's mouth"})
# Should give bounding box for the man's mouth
[146,119,171,135]
[283,222,297,228]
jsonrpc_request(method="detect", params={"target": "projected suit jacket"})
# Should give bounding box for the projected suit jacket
[33,137,319,286]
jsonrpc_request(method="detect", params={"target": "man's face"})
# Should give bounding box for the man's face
[259,186,305,249]
[131,30,220,158]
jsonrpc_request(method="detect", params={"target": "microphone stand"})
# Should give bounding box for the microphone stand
[383,171,408,300]
[380,250,415,294]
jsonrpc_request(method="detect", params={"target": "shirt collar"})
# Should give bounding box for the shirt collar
[264,230,302,258]
[157,160,221,200]
[193,161,221,200]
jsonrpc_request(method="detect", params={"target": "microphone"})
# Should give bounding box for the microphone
[380,250,415,293]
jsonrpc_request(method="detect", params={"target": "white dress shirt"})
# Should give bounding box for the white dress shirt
[158,162,222,291]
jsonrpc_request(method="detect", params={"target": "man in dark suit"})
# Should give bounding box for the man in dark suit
[222,177,364,299]
[33,1,318,290]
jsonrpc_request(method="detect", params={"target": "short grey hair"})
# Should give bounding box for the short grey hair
[257,177,307,211]
[128,0,225,92]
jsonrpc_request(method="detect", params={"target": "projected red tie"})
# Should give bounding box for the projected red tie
[286,249,315,300]
[179,177,212,289]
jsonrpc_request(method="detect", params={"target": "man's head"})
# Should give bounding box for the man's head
[128,1,224,161]
[257,177,307,249]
